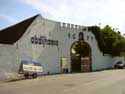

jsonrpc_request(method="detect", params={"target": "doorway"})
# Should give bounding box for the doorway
[71,41,92,72]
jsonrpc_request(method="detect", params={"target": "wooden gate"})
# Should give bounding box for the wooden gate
[81,57,91,72]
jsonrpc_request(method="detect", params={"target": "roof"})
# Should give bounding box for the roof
[0,14,39,44]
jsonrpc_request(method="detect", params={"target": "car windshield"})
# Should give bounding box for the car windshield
[117,61,123,64]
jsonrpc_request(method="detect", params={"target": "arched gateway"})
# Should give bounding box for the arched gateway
[71,32,92,72]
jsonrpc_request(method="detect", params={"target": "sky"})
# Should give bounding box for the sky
[0,0,125,34]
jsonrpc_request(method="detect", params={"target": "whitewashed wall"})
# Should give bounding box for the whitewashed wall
[0,15,123,80]
[0,44,18,80]
[16,16,61,74]
[16,15,117,73]
[59,22,114,71]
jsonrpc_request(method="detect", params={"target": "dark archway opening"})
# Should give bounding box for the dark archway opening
[71,41,92,72]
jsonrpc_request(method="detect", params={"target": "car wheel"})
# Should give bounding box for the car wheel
[32,73,37,79]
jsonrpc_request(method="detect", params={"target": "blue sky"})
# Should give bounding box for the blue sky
[0,0,125,34]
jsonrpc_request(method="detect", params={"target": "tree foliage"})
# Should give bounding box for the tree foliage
[88,25,125,56]
[88,26,107,53]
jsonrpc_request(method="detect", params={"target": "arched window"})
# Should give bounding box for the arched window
[79,32,84,41]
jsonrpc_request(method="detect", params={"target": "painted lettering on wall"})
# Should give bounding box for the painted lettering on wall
[31,35,58,47]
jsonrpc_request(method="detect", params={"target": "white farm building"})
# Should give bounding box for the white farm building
[0,14,123,80]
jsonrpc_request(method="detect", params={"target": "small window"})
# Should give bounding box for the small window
[79,32,84,40]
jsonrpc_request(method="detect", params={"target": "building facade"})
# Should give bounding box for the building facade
[0,14,123,80]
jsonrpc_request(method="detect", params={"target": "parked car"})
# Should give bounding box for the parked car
[114,61,125,69]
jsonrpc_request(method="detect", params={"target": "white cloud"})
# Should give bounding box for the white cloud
[0,14,16,23]
[20,0,125,34]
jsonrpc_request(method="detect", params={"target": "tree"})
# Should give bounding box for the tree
[102,25,125,56]
[89,25,125,56]
[88,26,107,53]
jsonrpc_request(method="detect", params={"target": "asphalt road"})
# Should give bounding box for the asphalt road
[1,70,125,94]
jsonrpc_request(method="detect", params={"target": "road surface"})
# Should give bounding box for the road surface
[0,70,125,94]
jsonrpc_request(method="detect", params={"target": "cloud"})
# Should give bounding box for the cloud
[20,0,125,34]
[20,0,89,24]
[0,14,16,23]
